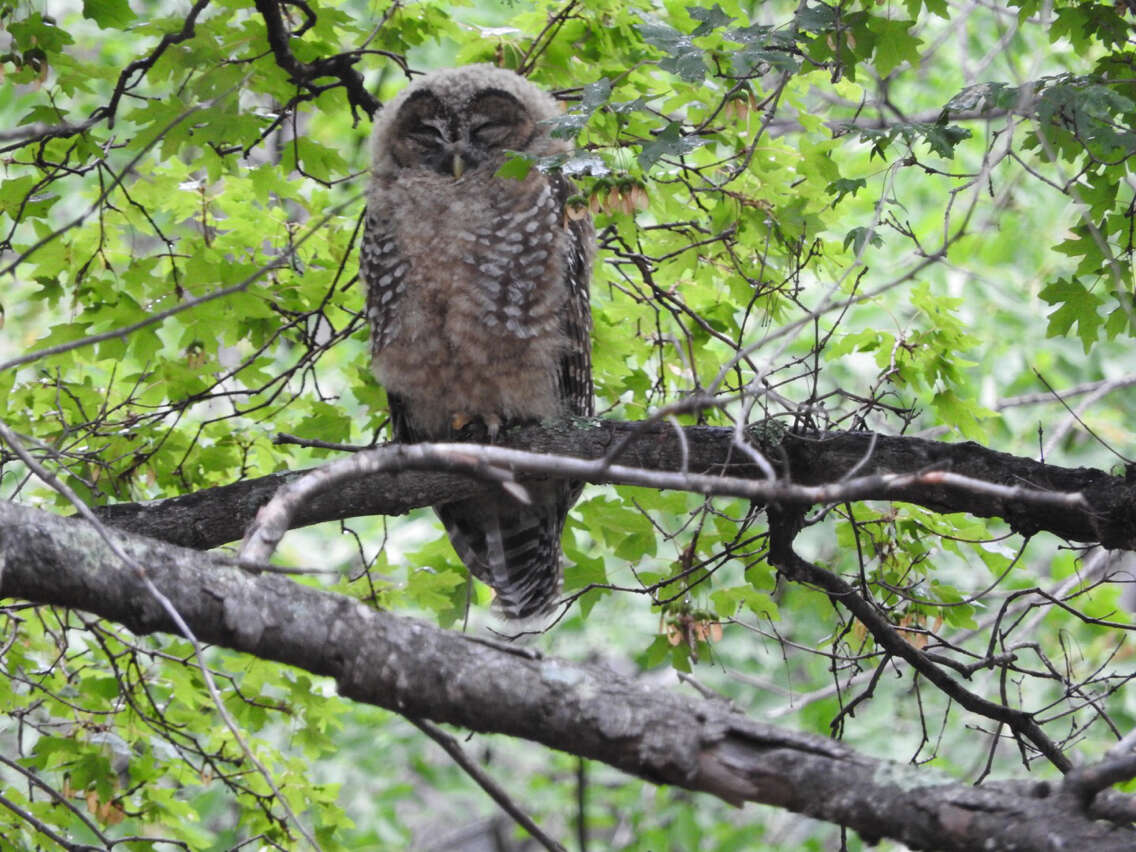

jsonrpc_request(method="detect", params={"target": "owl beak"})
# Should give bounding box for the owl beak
[452,153,465,179]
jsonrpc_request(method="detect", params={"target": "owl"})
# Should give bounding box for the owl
[361,65,594,618]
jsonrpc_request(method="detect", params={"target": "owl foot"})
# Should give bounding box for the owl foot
[451,412,474,432]
[451,412,503,442]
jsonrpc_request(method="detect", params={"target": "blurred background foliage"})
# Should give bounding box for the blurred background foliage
[1,0,1134,848]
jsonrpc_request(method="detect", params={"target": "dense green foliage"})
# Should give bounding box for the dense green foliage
[1,0,1134,848]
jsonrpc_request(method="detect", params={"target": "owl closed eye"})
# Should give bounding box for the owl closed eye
[466,90,535,148]
[388,86,538,176]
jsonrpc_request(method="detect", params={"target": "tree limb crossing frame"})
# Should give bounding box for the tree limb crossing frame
[2,498,1134,851]
[92,420,1136,552]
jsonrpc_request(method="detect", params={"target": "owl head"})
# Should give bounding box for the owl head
[370,65,569,179]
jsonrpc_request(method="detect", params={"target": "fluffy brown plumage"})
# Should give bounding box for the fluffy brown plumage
[361,65,593,618]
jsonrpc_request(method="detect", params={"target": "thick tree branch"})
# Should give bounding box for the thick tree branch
[236,439,1089,565]
[90,421,1136,552]
[2,498,1134,850]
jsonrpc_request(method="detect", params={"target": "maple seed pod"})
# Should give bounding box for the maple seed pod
[727,91,761,123]
[608,180,648,215]
[185,341,206,369]
[565,194,590,221]
[618,189,635,215]
[587,182,609,215]
[628,183,649,212]
[586,190,605,216]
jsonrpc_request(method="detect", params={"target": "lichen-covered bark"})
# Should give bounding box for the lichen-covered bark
[2,498,1132,850]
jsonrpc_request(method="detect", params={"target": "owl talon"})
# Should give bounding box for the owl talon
[450,412,501,441]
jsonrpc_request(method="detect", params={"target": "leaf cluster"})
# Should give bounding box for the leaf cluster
[1,0,1134,847]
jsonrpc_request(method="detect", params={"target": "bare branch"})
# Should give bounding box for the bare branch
[765,504,1072,773]
[89,421,1136,553]
[0,193,362,373]
[0,420,324,851]
[238,439,1090,564]
[410,718,567,852]
[253,0,381,119]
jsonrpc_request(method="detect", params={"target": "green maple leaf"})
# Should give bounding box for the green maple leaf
[1039,276,1104,352]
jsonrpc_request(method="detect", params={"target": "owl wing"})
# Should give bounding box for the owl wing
[361,204,406,358]
[361,203,416,440]
[554,173,595,419]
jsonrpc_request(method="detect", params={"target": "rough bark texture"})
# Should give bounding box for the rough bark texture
[1,498,1132,851]
[91,421,1136,552]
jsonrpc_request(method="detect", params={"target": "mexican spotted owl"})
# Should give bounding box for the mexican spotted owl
[361,65,594,618]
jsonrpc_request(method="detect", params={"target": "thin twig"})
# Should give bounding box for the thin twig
[765,505,1073,774]
[0,419,324,851]
[1,77,245,280]
[0,754,110,845]
[0,193,362,373]
[409,718,567,852]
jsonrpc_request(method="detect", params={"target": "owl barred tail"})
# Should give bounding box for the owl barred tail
[386,394,578,619]
[437,483,576,618]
